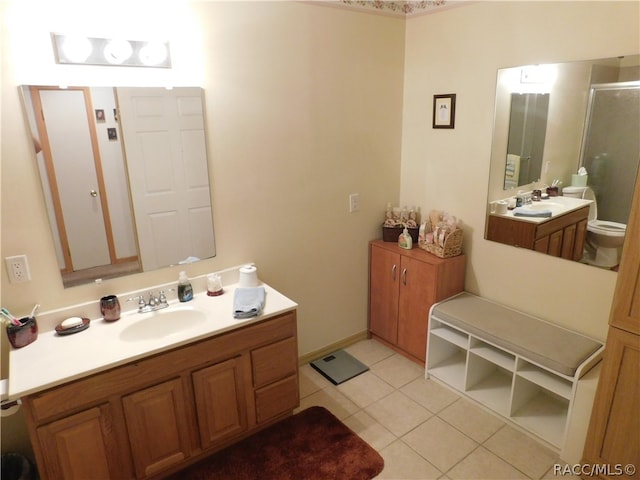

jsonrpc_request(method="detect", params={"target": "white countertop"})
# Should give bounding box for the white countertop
[491,196,593,224]
[8,281,297,399]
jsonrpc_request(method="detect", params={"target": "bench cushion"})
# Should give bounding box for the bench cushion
[432,292,602,377]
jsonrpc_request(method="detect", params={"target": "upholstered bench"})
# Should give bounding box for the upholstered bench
[426,291,604,450]
[430,292,602,377]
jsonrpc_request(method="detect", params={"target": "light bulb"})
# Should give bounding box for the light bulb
[139,41,168,66]
[103,39,133,64]
[61,35,92,63]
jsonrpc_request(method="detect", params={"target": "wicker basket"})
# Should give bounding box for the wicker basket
[419,225,463,258]
[382,225,419,243]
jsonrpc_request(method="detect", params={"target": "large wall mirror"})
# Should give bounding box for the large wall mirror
[20,86,216,288]
[486,55,640,271]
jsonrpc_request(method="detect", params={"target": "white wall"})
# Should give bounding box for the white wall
[401,1,639,341]
[1,1,405,366]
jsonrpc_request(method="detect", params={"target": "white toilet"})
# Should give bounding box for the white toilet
[563,186,626,268]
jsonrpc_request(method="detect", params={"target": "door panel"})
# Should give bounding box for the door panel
[36,405,120,480]
[192,358,248,449]
[117,87,214,271]
[122,378,191,478]
[369,245,399,343]
[39,89,111,270]
[398,257,435,361]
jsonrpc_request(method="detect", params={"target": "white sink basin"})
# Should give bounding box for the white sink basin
[521,202,562,211]
[119,307,207,342]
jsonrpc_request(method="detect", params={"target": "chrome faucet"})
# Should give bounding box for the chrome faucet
[128,290,170,313]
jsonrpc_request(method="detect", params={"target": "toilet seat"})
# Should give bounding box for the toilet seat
[587,220,626,237]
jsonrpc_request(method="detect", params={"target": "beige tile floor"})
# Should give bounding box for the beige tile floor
[297,339,578,480]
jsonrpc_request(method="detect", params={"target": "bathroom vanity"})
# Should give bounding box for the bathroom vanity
[486,197,591,260]
[8,276,299,480]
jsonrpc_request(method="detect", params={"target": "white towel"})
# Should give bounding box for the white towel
[233,287,266,319]
[513,207,552,218]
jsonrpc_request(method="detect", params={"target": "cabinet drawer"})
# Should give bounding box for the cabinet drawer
[254,375,299,423]
[252,337,297,388]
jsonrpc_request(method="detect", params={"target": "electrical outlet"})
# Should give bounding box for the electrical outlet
[5,255,31,283]
[349,193,360,213]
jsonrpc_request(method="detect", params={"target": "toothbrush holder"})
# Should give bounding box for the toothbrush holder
[6,316,38,349]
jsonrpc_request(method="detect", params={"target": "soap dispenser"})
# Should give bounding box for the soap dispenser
[178,271,193,302]
[398,227,413,250]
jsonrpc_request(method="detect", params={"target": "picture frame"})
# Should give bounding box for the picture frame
[432,94,456,129]
[95,109,105,122]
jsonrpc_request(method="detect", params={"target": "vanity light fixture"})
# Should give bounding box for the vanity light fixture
[52,33,171,68]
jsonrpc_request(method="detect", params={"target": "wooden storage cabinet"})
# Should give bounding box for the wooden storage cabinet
[22,311,299,480]
[368,240,466,363]
[487,206,588,260]
[582,327,639,477]
[583,177,640,478]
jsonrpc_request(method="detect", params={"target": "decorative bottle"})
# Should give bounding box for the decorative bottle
[178,271,193,302]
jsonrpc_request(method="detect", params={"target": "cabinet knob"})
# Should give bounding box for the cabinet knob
[392,264,397,281]
[402,268,407,285]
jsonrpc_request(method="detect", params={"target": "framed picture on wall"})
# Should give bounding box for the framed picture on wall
[433,94,456,129]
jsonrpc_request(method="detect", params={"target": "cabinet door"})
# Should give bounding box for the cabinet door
[397,257,435,361]
[36,404,124,480]
[369,245,400,343]
[573,218,588,261]
[609,176,640,335]
[192,357,248,449]
[583,327,640,477]
[560,223,576,259]
[122,378,192,478]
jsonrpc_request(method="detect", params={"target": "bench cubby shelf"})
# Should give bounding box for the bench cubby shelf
[427,313,601,450]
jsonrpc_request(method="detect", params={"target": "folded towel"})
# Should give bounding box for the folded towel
[513,207,552,218]
[233,287,266,319]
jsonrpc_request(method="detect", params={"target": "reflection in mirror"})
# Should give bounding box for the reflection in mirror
[580,82,640,225]
[504,93,549,189]
[486,55,640,271]
[20,86,216,288]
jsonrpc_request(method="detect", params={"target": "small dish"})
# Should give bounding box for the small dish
[55,318,90,336]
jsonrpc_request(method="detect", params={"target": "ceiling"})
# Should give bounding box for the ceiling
[336,0,452,17]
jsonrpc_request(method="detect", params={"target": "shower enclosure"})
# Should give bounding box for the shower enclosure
[580,82,640,224]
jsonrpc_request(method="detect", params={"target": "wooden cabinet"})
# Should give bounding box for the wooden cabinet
[22,311,298,480]
[487,206,588,260]
[123,378,193,478]
[583,327,639,476]
[583,178,640,479]
[192,357,248,450]
[36,404,123,479]
[368,240,466,363]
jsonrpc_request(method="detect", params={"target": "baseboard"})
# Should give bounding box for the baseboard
[298,330,369,366]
